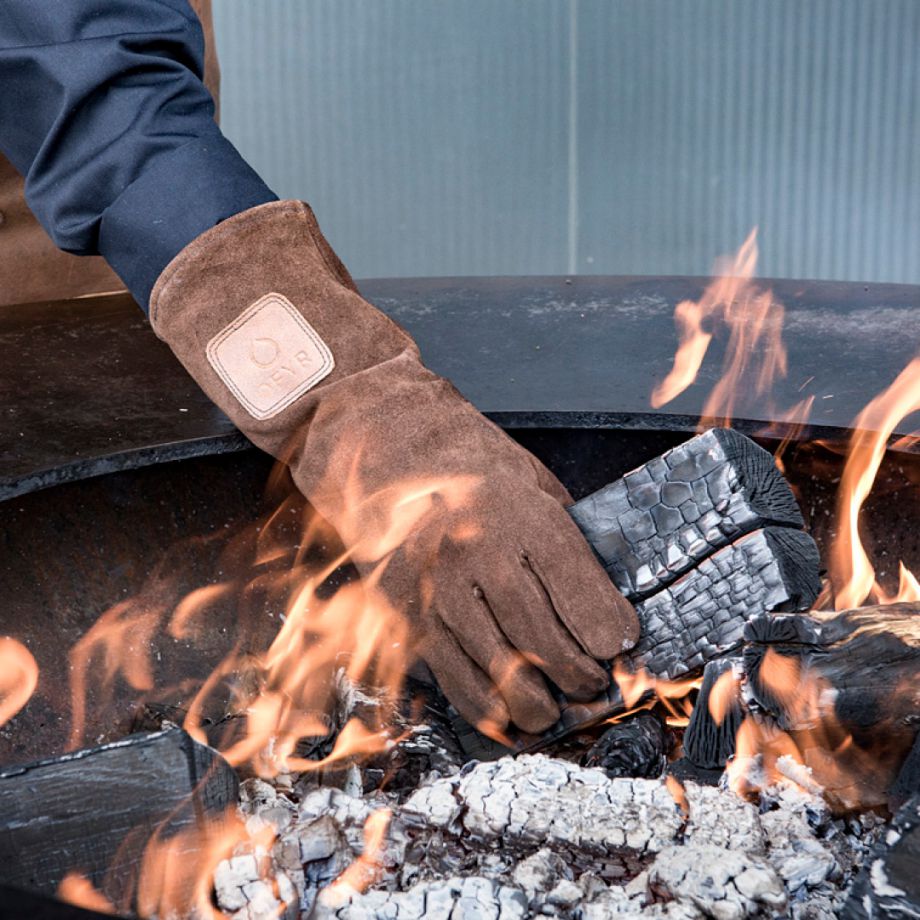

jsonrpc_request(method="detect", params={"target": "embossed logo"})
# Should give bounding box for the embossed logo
[206,293,334,420]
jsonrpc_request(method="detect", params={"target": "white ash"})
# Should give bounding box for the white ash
[214,754,885,919]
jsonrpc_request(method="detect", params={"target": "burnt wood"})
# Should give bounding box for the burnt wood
[2,276,919,502]
[0,728,238,906]
[569,427,804,599]
[843,792,920,918]
[582,712,669,779]
[532,525,820,748]
[743,604,920,811]
[683,658,745,771]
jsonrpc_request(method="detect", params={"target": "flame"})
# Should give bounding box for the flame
[651,228,794,432]
[830,356,920,609]
[0,637,39,729]
[726,641,894,811]
[135,810,257,920]
[609,661,701,729]
[665,774,690,819]
[707,667,740,726]
[57,873,117,915]
[323,808,392,906]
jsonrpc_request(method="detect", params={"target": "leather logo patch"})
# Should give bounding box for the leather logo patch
[206,293,334,420]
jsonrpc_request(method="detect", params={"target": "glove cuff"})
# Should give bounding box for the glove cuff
[149,200,418,439]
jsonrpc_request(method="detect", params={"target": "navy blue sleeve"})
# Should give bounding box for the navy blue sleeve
[0,0,277,310]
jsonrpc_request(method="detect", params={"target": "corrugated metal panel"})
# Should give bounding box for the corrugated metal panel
[215,0,920,283]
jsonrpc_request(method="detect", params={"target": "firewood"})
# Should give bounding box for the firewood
[843,791,920,918]
[582,712,669,779]
[683,658,745,771]
[568,427,805,600]
[742,603,920,811]
[537,526,820,745]
[0,727,238,906]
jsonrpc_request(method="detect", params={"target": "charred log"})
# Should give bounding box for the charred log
[538,526,820,745]
[843,791,920,918]
[0,728,238,907]
[683,658,745,770]
[568,427,805,600]
[742,603,920,811]
[582,713,669,779]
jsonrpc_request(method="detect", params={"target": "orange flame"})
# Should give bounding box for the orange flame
[0,637,39,729]
[609,661,701,728]
[135,811,257,920]
[651,228,794,432]
[57,873,117,915]
[830,356,920,609]
[324,808,392,906]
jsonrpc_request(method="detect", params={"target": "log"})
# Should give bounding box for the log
[742,603,920,811]
[843,791,920,918]
[683,658,745,771]
[568,427,805,600]
[0,727,238,907]
[582,712,669,779]
[0,886,112,920]
[450,430,820,754]
[537,526,820,745]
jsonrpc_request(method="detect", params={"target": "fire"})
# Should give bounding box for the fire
[0,636,39,729]
[609,661,701,729]
[323,808,392,906]
[135,810,257,920]
[47,439,481,915]
[57,873,117,915]
[830,355,920,609]
[651,228,792,431]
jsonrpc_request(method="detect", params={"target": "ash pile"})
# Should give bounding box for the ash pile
[207,430,914,920]
[215,704,888,920]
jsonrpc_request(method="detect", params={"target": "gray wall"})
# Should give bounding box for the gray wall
[215,0,920,283]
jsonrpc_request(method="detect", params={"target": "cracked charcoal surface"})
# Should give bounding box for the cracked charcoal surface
[539,527,821,745]
[568,428,804,601]
[223,754,882,919]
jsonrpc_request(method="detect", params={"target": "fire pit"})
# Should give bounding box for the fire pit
[0,264,918,918]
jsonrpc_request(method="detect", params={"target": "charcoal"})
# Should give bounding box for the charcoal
[890,732,920,812]
[0,727,238,907]
[533,526,820,747]
[742,602,920,811]
[843,792,920,918]
[569,427,804,600]
[582,713,669,779]
[683,658,745,770]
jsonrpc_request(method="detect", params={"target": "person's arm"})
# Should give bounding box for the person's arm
[0,0,276,309]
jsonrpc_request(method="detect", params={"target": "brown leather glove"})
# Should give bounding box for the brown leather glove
[150,201,639,735]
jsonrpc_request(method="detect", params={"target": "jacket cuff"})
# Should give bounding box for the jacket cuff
[98,126,276,312]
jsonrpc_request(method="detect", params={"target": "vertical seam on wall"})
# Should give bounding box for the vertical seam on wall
[567,0,579,275]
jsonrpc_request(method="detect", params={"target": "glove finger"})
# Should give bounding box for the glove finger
[476,555,609,702]
[526,508,640,660]
[437,586,560,734]
[416,611,511,740]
